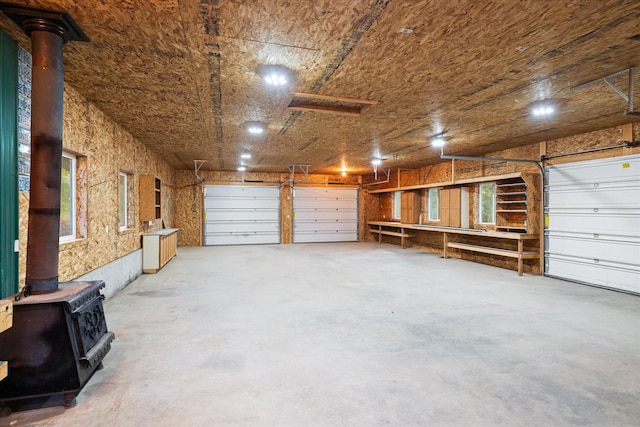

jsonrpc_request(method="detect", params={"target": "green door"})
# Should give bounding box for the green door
[0,29,19,298]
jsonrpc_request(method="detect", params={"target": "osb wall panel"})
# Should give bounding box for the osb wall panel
[544,126,638,166]
[281,184,293,244]
[18,84,175,288]
[174,170,203,247]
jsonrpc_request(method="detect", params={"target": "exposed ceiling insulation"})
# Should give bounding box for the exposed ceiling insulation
[0,0,639,175]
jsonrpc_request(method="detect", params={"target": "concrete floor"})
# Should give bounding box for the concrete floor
[2,242,639,427]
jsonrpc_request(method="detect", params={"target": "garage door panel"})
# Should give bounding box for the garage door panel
[204,185,280,245]
[545,154,640,293]
[294,231,358,243]
[295,220,358,232]
[546,186,639,209]
[546,256,640,294]
[547,158,640,185]
[206,209,279,221]
[205,221,280,233]
[546,233,640,266]
[294,198,357,209]
[294,209,358,220]
[547,211,640,236]
[205,198,279,210]
[205,232,280,246]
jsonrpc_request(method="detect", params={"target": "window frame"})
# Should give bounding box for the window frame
[428,188,440,221]
[392,191,402,221]
[478,182,496,225]
[118,172,128,231]
[59,152,77,243]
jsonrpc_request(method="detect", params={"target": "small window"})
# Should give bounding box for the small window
[119,172,128,230]
[428,188,440,221]
[393,191,402,220]
[60,153,76,242]
[479,182,496,224]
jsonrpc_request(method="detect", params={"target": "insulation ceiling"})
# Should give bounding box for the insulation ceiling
[1,0,639,175]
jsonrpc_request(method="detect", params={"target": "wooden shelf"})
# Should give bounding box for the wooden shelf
[140,175,161,221]
[496,177,529,233]
[367,172,527,193]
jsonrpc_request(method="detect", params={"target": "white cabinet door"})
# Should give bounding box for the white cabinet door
[293,187,358,243]
[204,185,280,245]
[544,154,640,294]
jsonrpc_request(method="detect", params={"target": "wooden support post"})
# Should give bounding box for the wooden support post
[517,240,524,276]
[623,123,633,155]
[443,233,449,258]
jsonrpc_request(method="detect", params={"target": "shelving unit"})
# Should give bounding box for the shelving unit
[495,178,528,233]
[140,175,161,221]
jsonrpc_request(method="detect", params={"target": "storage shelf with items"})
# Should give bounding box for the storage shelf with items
[495,178,528,233]
[139,175,161,221]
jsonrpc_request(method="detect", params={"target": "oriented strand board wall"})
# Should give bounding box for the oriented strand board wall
[173,170,360,246]
[18,85,175,288]
[362,123,638,273]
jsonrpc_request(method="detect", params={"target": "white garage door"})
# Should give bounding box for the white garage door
[293,186,358,243]
[544,154,640,294]
[204,185,280,245]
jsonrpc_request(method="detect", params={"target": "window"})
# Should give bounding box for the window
[119,172,128,230]
[60,152,76,242]
[428,188,440,221]
[393,191,402,220]
[479,182,496,224]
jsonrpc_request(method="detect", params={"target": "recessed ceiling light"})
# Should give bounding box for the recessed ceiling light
[264,72,288,86]
[240,153,252,159]
[431,136,446,147]
[237,166,247,172]
[400,28,413,34]
[532,105,555,117]
[247,125,264,135]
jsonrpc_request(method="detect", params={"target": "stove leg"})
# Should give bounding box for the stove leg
[63,394,77,408]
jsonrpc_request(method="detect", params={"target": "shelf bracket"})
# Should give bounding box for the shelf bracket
[193,160,206,182]
[287,164,311,185]
[571,67,638,116]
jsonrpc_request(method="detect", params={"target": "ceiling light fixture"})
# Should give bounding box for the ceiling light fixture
[532,105,555,117]
[265,73,287,86]
[241,153,252,159]
[237,166,246,172]
[431,136,446,147]
[247,125,264,135]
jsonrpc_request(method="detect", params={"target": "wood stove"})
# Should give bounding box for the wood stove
[0,3,114,412]
[0,281,115,410]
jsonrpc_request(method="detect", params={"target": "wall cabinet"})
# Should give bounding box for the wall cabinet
[140,175,161,221]
[400,191,421,224]
[440,187,469,228]
[142,228,178,273]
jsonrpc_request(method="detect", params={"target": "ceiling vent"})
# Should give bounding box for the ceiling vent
[287,92,380,116]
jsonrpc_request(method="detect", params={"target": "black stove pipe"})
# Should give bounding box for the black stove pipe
[24,22,65,295]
